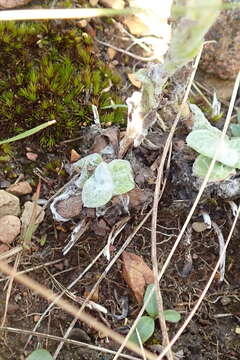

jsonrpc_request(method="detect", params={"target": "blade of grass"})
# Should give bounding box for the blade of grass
[0,8,140,21]
[0,120,56,145]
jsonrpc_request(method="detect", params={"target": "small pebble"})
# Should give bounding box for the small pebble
[7,181,32,196]
[0,243,9,254]
[192,222,209,233]
[26,152,38,161]
[0,190,20,217]
[220,296,231,306]
[90,0,98,5]
[0,215,21,244]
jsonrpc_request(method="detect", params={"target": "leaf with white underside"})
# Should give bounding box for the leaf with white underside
[192,155,235,181]
[186,130,239,168]
[108,159,135,195]
[82,162,113,208]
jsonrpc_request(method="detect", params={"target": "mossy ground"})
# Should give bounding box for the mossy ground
[0,19,126,149]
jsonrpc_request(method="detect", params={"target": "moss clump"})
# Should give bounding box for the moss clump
[0,21,126,148]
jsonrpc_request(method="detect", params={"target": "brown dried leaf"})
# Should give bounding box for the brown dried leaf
[70,149,81,163]
[83,285,99,302]
[122,251,154,304]
[128,73,141,88]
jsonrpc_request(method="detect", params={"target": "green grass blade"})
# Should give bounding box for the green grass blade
[0,120,56,145]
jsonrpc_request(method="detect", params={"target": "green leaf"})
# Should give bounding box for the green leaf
[163,310,181,323]
[0,120,56,145]
[186,130,239,168]
[230,124,240,138]
[144,284,158,319]
[129,316,155,345]
[192,155,235,182]
[26,349,53,360]
[229,138,240,169]
[82,162,113,208]
[108,159,135,195]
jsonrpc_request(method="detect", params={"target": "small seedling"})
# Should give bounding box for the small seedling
[73,154,135,208]
[186,104,240,181]
[26,349,53,360]
[130,284,181,345]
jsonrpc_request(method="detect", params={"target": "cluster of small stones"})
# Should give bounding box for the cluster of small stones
[0,181,44,254]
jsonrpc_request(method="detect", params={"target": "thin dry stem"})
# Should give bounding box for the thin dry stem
[152,146,173,360]
[0,8,136,21]
[1,252,22,327]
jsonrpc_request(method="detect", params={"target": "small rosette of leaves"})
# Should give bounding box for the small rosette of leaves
[81,157,135,208]
[144,284,181,323]
[187,105,240,181]
[130,284,181,345]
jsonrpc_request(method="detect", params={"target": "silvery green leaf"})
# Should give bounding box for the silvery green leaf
[229,138,240,169]
[192,155,235,182]
[186,130,239,168]
[144,284,158,319]
[72,153,102,171]
[129,316,155,345]
[108,159,135,195]
[163,310,181,323]
[230,124,240,138]
[82,162,113,208]
[190,104,225,137]
[26,349,53,360]
[74,167,89,188]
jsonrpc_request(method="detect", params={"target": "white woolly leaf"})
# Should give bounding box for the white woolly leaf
[186,130,239,168]
[82,162,113,208]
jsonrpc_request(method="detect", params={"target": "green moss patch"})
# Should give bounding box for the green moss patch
[0,21,126,148]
